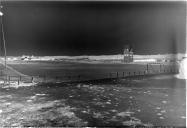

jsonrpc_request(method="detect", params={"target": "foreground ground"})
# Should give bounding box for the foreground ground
[0,74,185,127]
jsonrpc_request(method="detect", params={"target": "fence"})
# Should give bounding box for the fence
[108,68,179,79]
[0,64,179,85]
[0,75,34,85]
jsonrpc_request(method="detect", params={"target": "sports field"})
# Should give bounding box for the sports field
[6,60,176,82]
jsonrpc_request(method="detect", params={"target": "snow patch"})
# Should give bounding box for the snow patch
[1,81,37,88]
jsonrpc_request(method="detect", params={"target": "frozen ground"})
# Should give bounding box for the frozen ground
[0,74,185,127]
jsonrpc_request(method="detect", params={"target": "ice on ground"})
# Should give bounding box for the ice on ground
[162,101,167,104]
[35,93,46,96]
[30,96,37,100]
[122,119,142,126]
[160,110,166,113]
[129,96,133,99]
[0,99,86,127]
[109,116,118,121]
[81,110,88,114]
[4,102,11,106]
[159,117,164,119]
[0,109,2,114]
[110,109,117,113]
[57,107,75,118]
[1,81,37,88]
[106,101,111,104]
[156,107,161,110]
[180,116,186,119]
[77,84,81,88]
[137,109,141,112]
[0,81,5,84]
[0,95,12,99]
[26,100,32,102]
[93,98,97,101]
[82,84,90,88]
[93,112,103,118]
[117,112,131,117]
[94,101,105,106]
[156,113,162,116]
[117,111,134,117]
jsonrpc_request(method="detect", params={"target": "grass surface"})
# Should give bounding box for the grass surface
[7,61,176,82]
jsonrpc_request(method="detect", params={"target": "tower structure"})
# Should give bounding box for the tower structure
[123,45,133,63]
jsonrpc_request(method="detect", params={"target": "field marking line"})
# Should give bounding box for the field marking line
[0,59,28,76]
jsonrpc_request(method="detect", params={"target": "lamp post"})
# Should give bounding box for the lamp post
[0,4,7,72]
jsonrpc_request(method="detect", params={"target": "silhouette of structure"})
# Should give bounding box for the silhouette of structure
[123,45,133,63]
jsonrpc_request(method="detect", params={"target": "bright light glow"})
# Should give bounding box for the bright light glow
[134,59,157,62]
[178,57,187,79]
[0,11,3,16]
[176,54,187,79]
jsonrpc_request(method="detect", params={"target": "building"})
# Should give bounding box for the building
[123,46,133,63]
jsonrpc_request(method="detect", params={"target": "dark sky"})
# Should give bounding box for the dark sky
[0,1,186,56]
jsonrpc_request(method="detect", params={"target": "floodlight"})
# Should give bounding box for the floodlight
[0,11,3,16]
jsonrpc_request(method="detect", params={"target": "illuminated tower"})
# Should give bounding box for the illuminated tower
[123,45,133,63]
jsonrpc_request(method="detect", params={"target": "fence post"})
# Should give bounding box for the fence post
[139,71,141,75]
[128,72,130,76]
[55,76,58,82]
[18,80,20,85]
[8,76,10,83]
[134,72,136,76]
[44,75,46,82]
[31,77,33,83]
[78,75,80,80]
[146,64,149,73]
[116,72,118,78]
[123,72,124,78]
[7,76,10,84]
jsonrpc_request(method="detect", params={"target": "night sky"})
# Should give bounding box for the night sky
[0,1,186,56]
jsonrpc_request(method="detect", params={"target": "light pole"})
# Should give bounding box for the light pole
[0,3,7,72]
